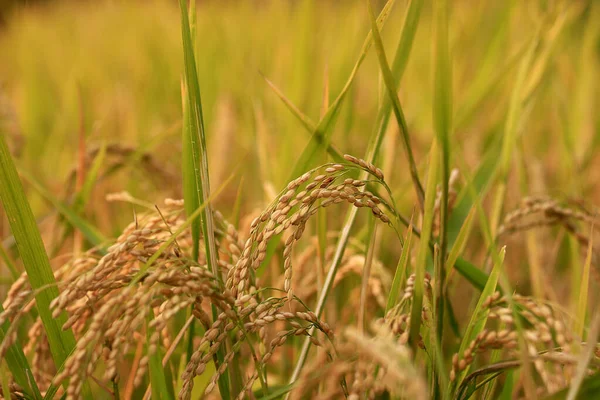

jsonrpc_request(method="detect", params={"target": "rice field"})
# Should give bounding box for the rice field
[0,0,599,399]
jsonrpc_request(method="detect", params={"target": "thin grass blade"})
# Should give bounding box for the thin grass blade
[451,247,505,393]
[358,220,377,332]
[261,73,317,133]
[446,207,475,285]
[409,140,438,352]
[179,0,219,277]
[432,2,452,393]
[1,363,11,400]
[489,32,540,235]
[73,141,106,212]
[20,169,108,249]
[386,220,413,312]
[567,312,600,400]
[261,74,344,163]
[179,3,231,395]
[368,0,423,170]
[575,226,593,337]
[289,0,397,180]
[367,0,424,209]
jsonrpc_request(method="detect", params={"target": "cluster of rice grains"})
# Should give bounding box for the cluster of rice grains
[227,155,398,303]
[2,155,597,399]
[0,156,405,399]
[450,292,598,398]
[498,196,600,278]
[290,270,436,399]
[383,272,433,349]
[498,196,599,239]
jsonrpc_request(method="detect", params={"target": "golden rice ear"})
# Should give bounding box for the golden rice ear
[449,294,577,395]
[226,158,395,303]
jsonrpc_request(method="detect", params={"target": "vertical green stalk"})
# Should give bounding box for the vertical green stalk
[180,0,218,275]
[179,1,231,397]
[432,0,452,397]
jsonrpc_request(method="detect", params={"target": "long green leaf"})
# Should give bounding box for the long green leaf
[447,139,502,248]
[0,131,76,379]
[432,2,452,394]
[489,32,539,234]
[288,0,397,180]
[179,1,229,395]
[369,0,423,170]
[179,0,219,276]
[386,221,414,312]
[451,247,505,393]
[446,207,475,285]
[367,0,424,209]
[454,258,488,292]
[261,74,317,133]
[181,80,199,261]
[409,140,438,352]
[454,2,517,130]
[575,226,593,337]
[261,74,345,164]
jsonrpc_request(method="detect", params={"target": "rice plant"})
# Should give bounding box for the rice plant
[0,0,599,399]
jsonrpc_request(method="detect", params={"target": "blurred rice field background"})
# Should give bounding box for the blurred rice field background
[1,0,599,398]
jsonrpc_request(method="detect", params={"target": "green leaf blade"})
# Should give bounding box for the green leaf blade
[0,131,76,380]
[288,0,398,181]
